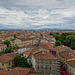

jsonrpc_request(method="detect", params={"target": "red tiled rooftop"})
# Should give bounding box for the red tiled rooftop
[33,52,57,59]
[38,43,54,51]
[23,51,31,55]
[19,38,32,41]
[9,67,30,75]
[27,53,32,59]
[0,70,9,75]
[59,51,75,59]
[67,60,75,68]
[53,45,72,51]
[0,52,16,63]
[0,44,6,46]
[0,67,31,75]
[32,46,41,52]
[0,55,13,63]
[39,43,52,50]
[7,52,17,58]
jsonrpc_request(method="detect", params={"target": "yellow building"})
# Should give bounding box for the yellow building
[59,51,75,68]
[53,45,72,57]
[10,38,37,48]
[0,44,7,52]
[67,60,75,75]
[0,52,16,70]
[10,39,22,47]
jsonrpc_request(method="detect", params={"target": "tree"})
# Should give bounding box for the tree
[70,43,75,50]
[14,55,21,66]
[13,35,17,40]
[3,40,10,47]
[55,40,61,47]
[14,35,17,39]
[66,35,75,46]
[54,35,61,40]
[14,55,30,67]
[53,33,75,48]
[66,35,75,40]
[56,32,59,35]
[13,44,18,49]
[5,47,13,53]
[0,47,13,55]
[49,32,54,36]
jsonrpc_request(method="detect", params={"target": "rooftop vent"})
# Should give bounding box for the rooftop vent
[61,45,64,47]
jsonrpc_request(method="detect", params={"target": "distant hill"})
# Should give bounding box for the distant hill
[0,28,75,31]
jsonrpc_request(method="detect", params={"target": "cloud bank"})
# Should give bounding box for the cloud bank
[0,0,75,29]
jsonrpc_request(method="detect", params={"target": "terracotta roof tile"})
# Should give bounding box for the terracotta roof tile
[19,38,32,41]
[53,45,72,51]
[0,52,16,63]
[23,51,31,55]
[39,43,53,50]
[33,52,57,59]
[8,67,30,75]
[27,53,32,59]
[0,44,6,46]
[32,46,41,52]
[32,43,53,53]
[59,51,75,59]
[0,67,31,75]
[67,60,75,68]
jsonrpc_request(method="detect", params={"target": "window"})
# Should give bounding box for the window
[8,62,10,65]
[45,66,47,70]
[8,69,10,71]
[50,61,52,64]
[41,60,43,64]
[37,65,39,69]
[45,61,48,64]
[37,61,39,64]
[41,65,43,69]
[53,61,56,64]
[22,54,23,56]
[50,67,51,70]
[2,63,4,66]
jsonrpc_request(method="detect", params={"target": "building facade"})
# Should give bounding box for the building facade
[10,38,37,48]
[0,44,7,52]
[32,47,59,75]
[67,60,75,75]
[0,52,16,70]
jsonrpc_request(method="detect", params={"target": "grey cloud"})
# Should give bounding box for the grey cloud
[0,0,75,29]
[0,0,73,10]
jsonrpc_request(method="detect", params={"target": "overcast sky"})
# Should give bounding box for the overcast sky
[0,0,75,30]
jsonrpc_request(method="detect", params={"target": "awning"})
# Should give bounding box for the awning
[61,66,65,70]
[61,71,69,75]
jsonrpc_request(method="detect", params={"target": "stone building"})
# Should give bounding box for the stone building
[32,46,59,75]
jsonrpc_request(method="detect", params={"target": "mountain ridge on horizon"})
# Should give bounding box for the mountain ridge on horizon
[0,28,75,31]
